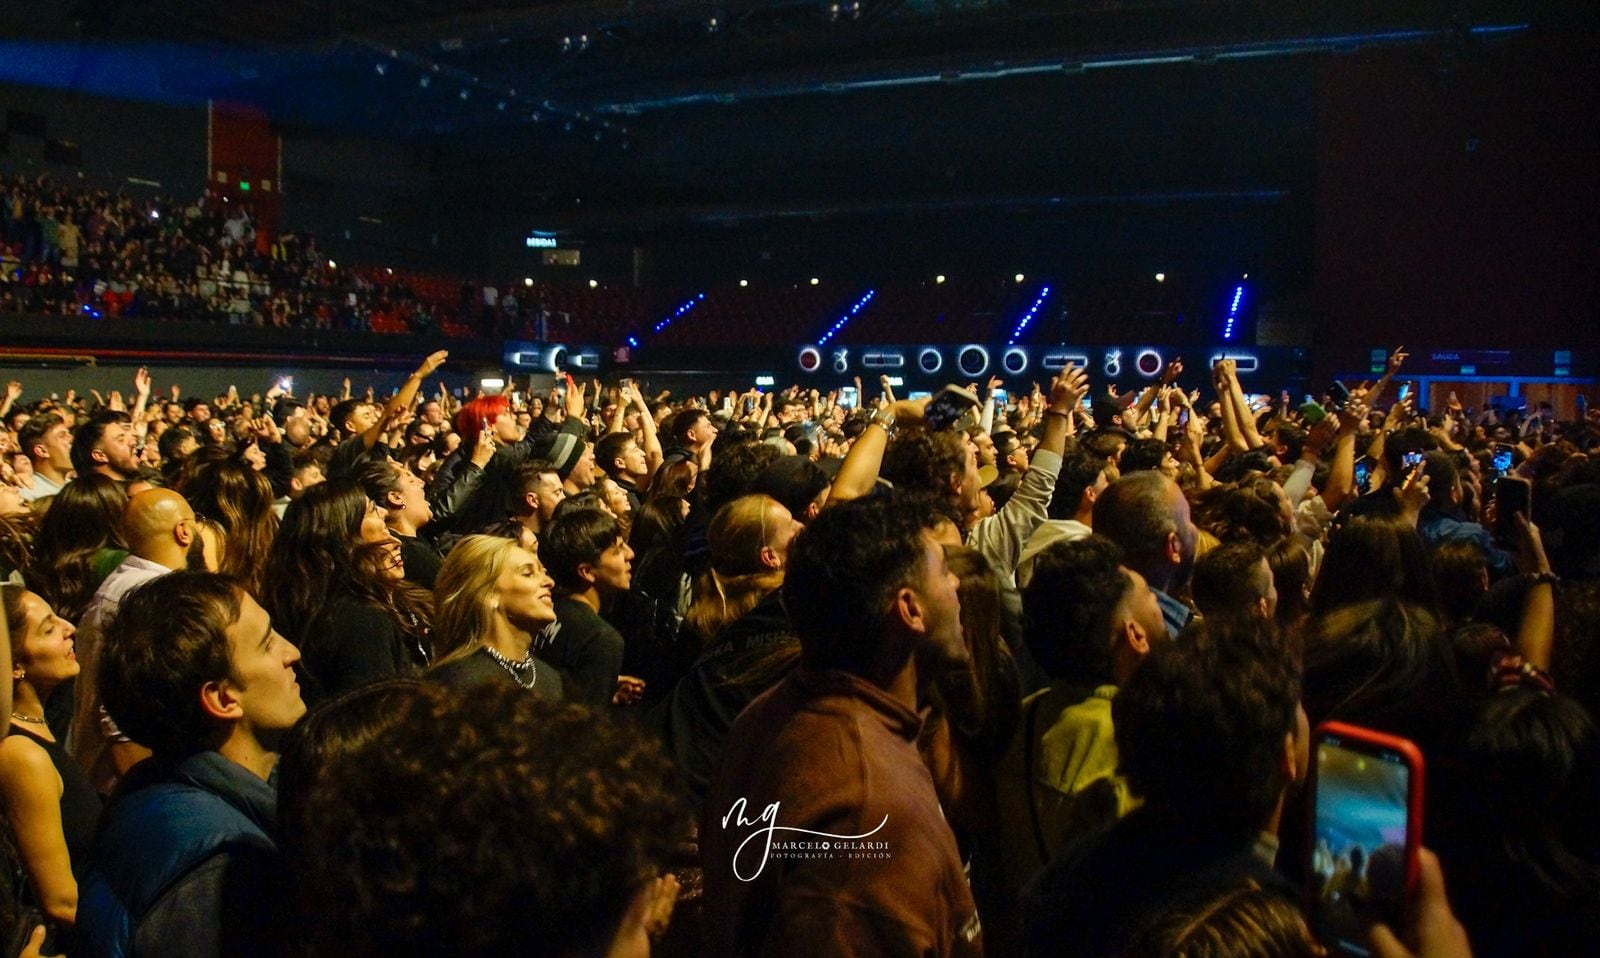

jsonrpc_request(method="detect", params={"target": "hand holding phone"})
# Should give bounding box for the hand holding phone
[1494,476,1532,543]
[1307,722,1425,957]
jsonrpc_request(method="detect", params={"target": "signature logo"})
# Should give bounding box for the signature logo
[721,798,888,882]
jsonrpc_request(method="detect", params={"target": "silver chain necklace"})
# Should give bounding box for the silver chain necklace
[483,645,538,690]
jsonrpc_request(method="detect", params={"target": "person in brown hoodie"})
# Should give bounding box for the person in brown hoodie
[701,492,985,957]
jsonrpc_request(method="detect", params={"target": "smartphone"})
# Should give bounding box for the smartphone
[992,388,1008,406]
[1306,722,1425,957]
[1328,380,1352,411]
[1177,408,1190,429]
[924,384,983,432]
[839,385,858,409]
[1353,457,1373,494]
[1494,475,1532,542]
[1490,443,1514,478]
[1397,383,1411,402]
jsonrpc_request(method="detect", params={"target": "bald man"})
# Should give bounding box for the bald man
[71,488,214,793]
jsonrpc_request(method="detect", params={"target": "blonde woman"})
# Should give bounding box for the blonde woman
[656,494,802,805]
[430,535,564,700]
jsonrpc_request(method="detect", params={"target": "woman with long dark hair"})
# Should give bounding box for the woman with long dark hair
[261,479,431,706]
[26,476,127,623]
[184,458,278,597]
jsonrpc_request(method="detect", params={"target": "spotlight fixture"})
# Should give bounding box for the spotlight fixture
[589,279,599,289]
[374,63,387,76]
[524,277,533,287]
[739,279,749,287]
[1014,273,1025,283]
[419,76,430,88]
[810,277,820,286]
[1155,272,1165,282]
[327,260,337,269]
[459,89,469,100]
[707,15,720,33]
[935,274,946,284]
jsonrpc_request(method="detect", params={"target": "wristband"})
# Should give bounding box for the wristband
[1526,571,1560,587]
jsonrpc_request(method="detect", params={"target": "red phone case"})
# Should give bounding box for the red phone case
[1304,721,1425,942]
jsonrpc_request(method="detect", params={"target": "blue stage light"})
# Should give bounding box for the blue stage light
[652,294,705,335]
[817,289,876,346]
[1223,284,1245,341]
[1008,286,1051,345]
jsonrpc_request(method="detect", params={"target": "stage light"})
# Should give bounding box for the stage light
[327,260,337,269]
[817,289,876,346]
[375,63,387,76]
[1222,284,1245,341]
[1155,272,1165,282]
[386,268,393,275]
[707,16,720,32]
[653,295,705,334]
[810,277,820,286]
[419,76,430,88]
[589,279,599,288]
[1014,273,1025,283]
[935,274,946,284]
[739,279,749,287]
[459,89,470,100]
[523,277,533,287]
[1008,286,1052,345]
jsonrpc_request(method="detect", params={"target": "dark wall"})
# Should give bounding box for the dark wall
[1314,37,1600,349]
[0,81,206,195]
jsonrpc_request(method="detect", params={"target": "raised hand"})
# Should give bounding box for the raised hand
[415,349,449,379]
[1394,460,1431,524]
[1052,363,1090,411]
[1161,358,1184,385]
[1388,345,1410,373]
[5,381,21,402]
[133,366,151,397]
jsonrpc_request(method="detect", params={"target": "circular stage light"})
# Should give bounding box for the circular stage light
[918,347,944,375]
[1002,347,1029,375]
[797,346,822,373]
[957,345,990,378]
[1136,349,1164,378]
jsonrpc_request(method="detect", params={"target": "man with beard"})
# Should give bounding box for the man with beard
[71,409,141,483]
[1091,472,1199,640]
[71,488,219,793]
[702,494,984,957]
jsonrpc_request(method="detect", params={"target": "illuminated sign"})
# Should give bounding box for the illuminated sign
[861,350,906,369]
[525,232,559,249]
[756,375,776,387]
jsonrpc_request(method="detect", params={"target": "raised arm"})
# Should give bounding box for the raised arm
[362,351,447,451]
[827,399,927,506]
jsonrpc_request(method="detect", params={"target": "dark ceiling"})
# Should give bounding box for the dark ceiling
[36,1,1593,260]
[67,1,1573,138]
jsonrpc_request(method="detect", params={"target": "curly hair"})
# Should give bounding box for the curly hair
[276,678,444,860]
[184,458,279,597]
[1114,615,1300,831]
[881,425,967,508]
[26,474,128,622]
[294,687,690,956]
[99,571,240,756]
[1193,476,1291,546]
